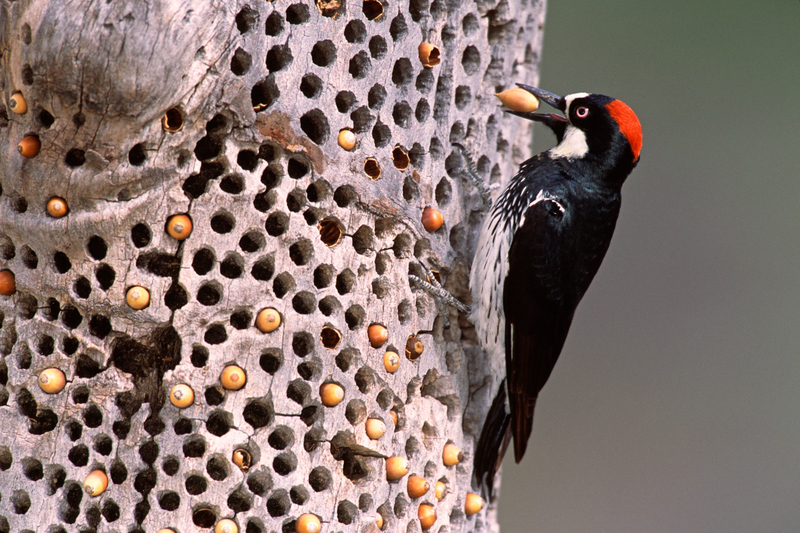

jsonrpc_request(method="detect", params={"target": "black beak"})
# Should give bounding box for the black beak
[503,84,568,143]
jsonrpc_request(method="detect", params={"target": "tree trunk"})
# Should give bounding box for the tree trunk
[0,0,545,531]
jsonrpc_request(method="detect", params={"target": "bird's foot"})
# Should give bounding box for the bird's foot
[451,143,492,204]
[408,260,470,328]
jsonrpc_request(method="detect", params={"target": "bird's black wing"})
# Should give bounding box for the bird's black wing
[503,191,577,463]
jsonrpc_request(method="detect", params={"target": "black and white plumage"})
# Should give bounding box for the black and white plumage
[470,85,642,496]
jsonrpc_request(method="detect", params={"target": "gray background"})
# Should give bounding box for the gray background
[498,1,800,531]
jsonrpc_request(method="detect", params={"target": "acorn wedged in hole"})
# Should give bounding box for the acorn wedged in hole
[295,513,321,533]
[421,207,444,232]
[365,418,386,439]
[47,197,68,217]
[368,324,388,348]
[434,480,446,501]
[318,218,344,247]
[166,214,192,240]
[215,518,238,533]
[0,270,16,296]
[418,504,436,530]
[338,129,356,150]
[363,157,381,180]
[221,365,246,390]
[255,308,281,333]
[407,475,430,499]
[169,384,194,408]
[406,335,424,360]
[385,456,409,481]
[126,286,151,310]
[38,368,66,394]
[18,135,40,158]
[464,493,485,516]
[383,350,400,373]
[442,443,463,466]
[9,92,27,114]
[162,107,184,132]
[319,382,344,407]
[83,470,108,496]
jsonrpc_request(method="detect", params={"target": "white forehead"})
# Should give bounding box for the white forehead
[563,92,590,113]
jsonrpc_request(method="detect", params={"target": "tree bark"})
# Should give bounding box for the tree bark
[0,0,545,531]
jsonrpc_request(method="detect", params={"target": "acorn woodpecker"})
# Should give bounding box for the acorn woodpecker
[470,84,642,495]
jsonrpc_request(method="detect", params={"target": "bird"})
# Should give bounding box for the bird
[470,84,642,496]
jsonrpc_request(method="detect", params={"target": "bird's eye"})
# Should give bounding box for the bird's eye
[575,106,589,118]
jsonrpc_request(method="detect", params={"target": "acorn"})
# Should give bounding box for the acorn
[383,350,400,373]
[442,443,463,466]
[421,207,443,232]
[169,384,194,408]
[255,307,281,333]
[434,480,446,501]
[38,368,66,394]
[0,270,16,296]
[464,493,485,516]
[215,518,238,533]
[407,475,430,499]
[18,135,40,158]
[365,418,386,440]
[495,87,540,113]
[319,382,344,407]
[295,513,321,533]
[389,410,398,427]
[418,42,441,67]
[126,286,151,310]
[375,513,384,530]
[47,197,68,218]
[221,365,246,390]
[156,530,176,533]
[83,470,108,496]
[368,324,388,348]
[418,504,436,530]
[9,92,27,114]
[385,456,409,481]
[405,335,424,361]
[338,129,356,150]
[232,448,251,472]
[166,214,192,240]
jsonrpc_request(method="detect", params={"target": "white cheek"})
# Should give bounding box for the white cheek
[549,125,589,159]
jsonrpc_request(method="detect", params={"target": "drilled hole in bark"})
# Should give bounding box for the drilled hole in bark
[273,272,295,298]
[95,264,115,290]
[162,108,183,132]
[319,295,341,316]
[318,218,344,247]
[251,255,275,281]
[220,173,245,194]
[204,324,228,345]
[292,331,315,357]
[390,12,407,39]
[364,158,381,180]
[345,305,365,330]
[252,76,280,111]
[162,456,179,476]
[230,309,252,330]
[197,281,223,306]
[65,148,86,167]
[336,90,357,112]
[300,109,329,145]
[183,435,207,458]
[220,253,244,279]
[349,51,371,79]
[265,211,289,236]
[321,326,341,349]
[393,102,413,128]
[231,47,252,75]
[265,11,284,36]
[192,508,216,528]
[260,348,283,375]
[314,264,335,288]
[300,74,323,98]
[289,239,314,265]
[72,276,92,299]
[267,44,293,72]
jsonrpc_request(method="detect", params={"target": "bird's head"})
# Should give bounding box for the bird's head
[505,84,642,173]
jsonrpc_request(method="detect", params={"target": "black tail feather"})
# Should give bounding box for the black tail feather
[472,380,512,500]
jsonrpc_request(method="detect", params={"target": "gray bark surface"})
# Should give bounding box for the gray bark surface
[0,0,545,531]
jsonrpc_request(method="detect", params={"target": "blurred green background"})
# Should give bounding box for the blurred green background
[498,1,800,531]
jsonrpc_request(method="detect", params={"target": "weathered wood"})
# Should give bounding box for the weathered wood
[0,0,545,531]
